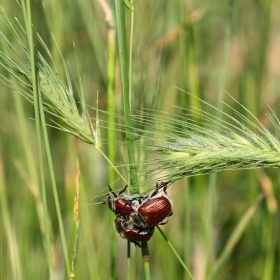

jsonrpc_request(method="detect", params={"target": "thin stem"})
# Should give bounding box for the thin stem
[126,241,131,280]
[115,0,138,191]
[115,1,145,279]
[107,21,117,280]
[0,154,22,280]
[23,0,54,278]
[141,242,151,280]
[39,74,71,277]
[157,226,195,280]
[101,1,118,276]
[99,149,128,184]
[128,6,134,109]
[210,194,263,279]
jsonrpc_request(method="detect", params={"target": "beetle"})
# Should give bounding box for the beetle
[105,185,146,217]
[114,215,154,246]
[129,182,173,228]
[105,182,173,228]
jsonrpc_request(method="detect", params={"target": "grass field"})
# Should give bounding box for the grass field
[1,0,280,279]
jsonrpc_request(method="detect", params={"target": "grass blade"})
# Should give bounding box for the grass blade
[210,193,264,279]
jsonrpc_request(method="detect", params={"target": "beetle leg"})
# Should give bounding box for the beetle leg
[148,181,167,198]
[157,212,172,225]
[138,194,148,202]
[131,241,142,247]
[157,182,170,194]
[149,187,159,198]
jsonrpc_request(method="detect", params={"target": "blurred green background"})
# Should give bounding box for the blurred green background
[1,0,280,279]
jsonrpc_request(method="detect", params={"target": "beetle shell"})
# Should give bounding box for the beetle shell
[114,198,139,217]
[106,185,142,216]
[114,216,154,242]
[134,195,173,228]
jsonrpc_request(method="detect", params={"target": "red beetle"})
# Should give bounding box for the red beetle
[114,215,154,246]
[130,182,173,228]
[105,185,145,217]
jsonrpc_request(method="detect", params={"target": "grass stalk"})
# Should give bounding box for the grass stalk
[114,1,135,278]
[210,194,263,279]
[82,186,100,280]
[2,1,279,278]
[114,0,138,190]
[107,30,117,280]
[114,1,151,278]
[13,86,39,189]
[128,2,134,108]
[157,226,195,280]
[0,154,22,280]
[261,213,277,280]
[97,0,118,277]
[23,0,54,277]
[141,242,151,280]
[126,241,131,280]
[38,71,71,277]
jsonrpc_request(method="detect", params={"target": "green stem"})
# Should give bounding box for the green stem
[157,227,195,280]
[128,8,134,109]
[115,1,146,279]
[210,194,263,279]
[0,154,22,280]
[141,242,151,280]
[23,0,54,278]
[99,150,128,184]
[39,79,71,277]
[115,0,138,191]
[106,11,117,279]
[126,241,131,280]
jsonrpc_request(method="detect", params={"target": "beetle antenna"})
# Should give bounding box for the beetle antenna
[118,185,128,195]
[108,185,118,198]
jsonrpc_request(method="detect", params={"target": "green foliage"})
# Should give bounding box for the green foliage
[0,0,280,279]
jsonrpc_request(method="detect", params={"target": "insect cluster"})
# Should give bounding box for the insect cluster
[105,182,173,246]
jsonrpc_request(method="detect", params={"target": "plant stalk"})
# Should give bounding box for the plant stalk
[114,0,138,191]
[23,0,54,278]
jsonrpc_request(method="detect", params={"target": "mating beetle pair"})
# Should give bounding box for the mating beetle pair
[105,182,173,245]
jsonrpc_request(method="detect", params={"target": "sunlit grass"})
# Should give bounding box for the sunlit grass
[0,0,280,279]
